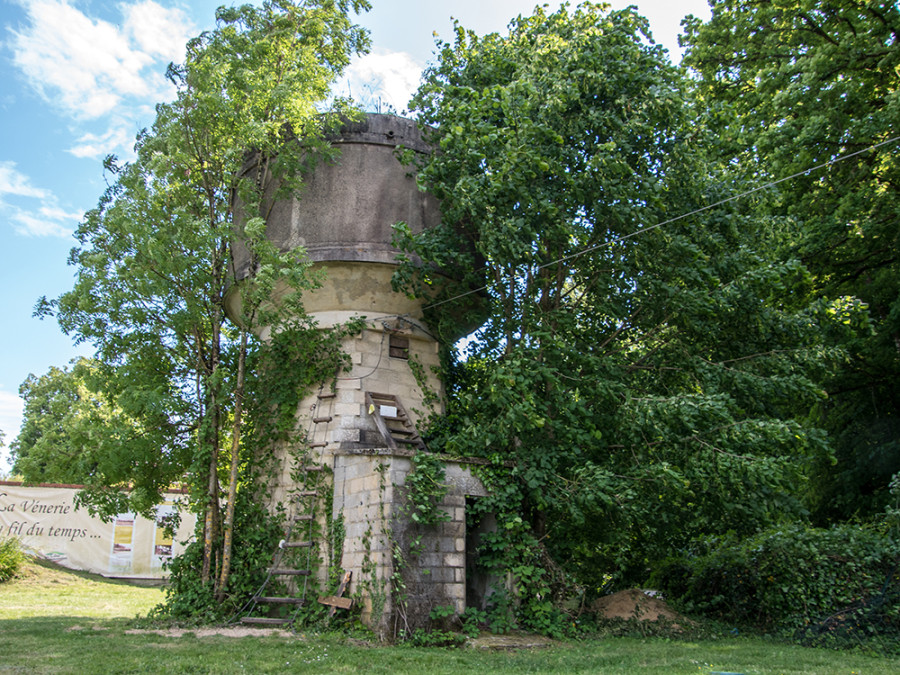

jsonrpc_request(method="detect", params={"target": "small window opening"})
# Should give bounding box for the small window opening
[389,334,409,360]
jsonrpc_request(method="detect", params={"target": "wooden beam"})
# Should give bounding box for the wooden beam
[318,596,353,610]
[318,571,352,616]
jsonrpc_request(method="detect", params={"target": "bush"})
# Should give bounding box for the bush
[0,536,27,582]
[154,489,283,621]
[652,523,900,639]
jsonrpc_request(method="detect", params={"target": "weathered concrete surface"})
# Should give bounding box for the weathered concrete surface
[467,632,555,650]
[232,114,438,278]
[226,114,498,640]
[228,113,484,340]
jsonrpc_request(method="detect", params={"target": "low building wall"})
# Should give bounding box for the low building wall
[331,449,491,639]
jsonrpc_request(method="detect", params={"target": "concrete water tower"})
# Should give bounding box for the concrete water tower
[229,113,467,486]
[228,114,491,634]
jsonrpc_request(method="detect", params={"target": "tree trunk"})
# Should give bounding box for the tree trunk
[201,320,222,585]
[201,407,221,585]
[216,327,248,601]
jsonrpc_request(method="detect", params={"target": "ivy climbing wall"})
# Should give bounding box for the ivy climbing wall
[331,449,489,639]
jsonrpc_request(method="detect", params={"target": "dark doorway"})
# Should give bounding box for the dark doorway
[465,496,497,611]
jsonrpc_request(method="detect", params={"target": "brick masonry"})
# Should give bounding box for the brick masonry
[332,448,488,638]
[264,320,443,505]
[258,320,494,638]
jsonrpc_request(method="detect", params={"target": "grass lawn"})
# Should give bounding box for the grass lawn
[1,557,898,674]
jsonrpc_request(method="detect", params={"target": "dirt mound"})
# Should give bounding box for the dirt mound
[591,589,683,623]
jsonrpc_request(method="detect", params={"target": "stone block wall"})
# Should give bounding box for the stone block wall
[263,318,443,506]
[332,448,488,639]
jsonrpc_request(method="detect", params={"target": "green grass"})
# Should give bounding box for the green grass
[1,557,899,674]
[0,556,165,620]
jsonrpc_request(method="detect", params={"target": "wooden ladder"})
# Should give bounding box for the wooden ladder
[365,391,426,451]
[239,387,349,627]
[239,477,321,627]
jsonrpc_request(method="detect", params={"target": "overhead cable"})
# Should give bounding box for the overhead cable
[420,135,900,312]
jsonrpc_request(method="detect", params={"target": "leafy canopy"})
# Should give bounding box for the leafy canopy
[36,0,370,519]
[398,2,840,585]
[682,0,900,520]
[11,359,120,486]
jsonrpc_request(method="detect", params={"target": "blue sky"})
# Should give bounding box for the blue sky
[0,0,710,469]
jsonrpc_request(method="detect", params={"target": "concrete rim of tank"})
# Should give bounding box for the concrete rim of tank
[325,112,432,154]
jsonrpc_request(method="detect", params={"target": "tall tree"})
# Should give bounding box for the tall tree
[397,2,840,586]
[11,358,128,487]
[682,0,900,520]
[38,0,370,601]
[12,361,87,483]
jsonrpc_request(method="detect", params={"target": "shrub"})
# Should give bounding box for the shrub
[652,523,900,638]
[153,489,283,621]
[0,536,27,582]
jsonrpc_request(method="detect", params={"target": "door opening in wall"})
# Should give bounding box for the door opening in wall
[465,496,498,612]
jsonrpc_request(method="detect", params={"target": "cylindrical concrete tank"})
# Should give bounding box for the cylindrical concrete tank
[230,113,454,330]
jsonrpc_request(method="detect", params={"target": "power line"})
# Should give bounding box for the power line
[420,135,900,312]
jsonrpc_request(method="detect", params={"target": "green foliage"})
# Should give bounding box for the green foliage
[396,605,467,647]
[460,606,488,637]
[653,523,900,645]
[0,537,26,583]
[35,0,370,520]
[247,318,363,448]
[402,452,451,532]
[11,358,127,487]
[884,473,900,536]
[328,506,347,590]
[683,1,900,521]
[154,486,283,620]
[398,2,840,611]
[404,627,467,648]
[6,564,900,674]
[33,0,370,608]
[483,520,565,636]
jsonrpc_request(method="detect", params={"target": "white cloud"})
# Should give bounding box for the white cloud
[9,207,76,237]
[9,0,192,120]
[124,0,192,62]
[68,125,135,159]
[0,162,78,237]
[337,50,424,114]
[38,204,82,223]
[0,161,48,199]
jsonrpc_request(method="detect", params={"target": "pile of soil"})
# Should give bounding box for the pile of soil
[591,589,685,624]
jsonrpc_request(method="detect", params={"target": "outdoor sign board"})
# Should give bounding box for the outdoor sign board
[0,482,196,579]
